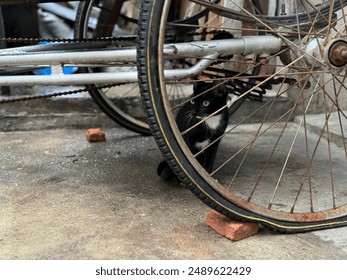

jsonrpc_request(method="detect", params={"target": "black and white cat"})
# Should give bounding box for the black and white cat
[157,80,229,182]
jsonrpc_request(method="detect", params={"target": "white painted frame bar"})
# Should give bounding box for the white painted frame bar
[0,36,283,86]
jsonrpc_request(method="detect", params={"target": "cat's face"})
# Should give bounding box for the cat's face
[190,81,228,118]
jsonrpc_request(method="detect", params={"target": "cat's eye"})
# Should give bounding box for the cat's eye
[190,99,195,104]
[203,100,210,107]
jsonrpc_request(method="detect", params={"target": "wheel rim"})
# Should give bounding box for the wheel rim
[156,0,347,224]
[75,0,151,134]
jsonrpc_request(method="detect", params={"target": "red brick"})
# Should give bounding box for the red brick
[206,210,259,241]
[86,128,106,142]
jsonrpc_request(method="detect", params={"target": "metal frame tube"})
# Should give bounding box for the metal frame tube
[163,36,283,57]
[0,36,283,86]
[0,49,137,67]
[0,54,220,86]
[0,0,82,5]
[0,71,139,86]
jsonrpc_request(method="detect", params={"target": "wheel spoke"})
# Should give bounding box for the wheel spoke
[138,0,347,232]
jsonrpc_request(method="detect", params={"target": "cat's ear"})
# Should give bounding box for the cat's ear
[218,85,228,99]
[212,81,227,98]
[193,82,198,92]
[192,76,203,91]
[193,81,207,93]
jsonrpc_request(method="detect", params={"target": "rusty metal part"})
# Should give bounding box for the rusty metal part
[328,41,347,67]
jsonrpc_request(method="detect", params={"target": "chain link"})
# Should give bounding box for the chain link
[0,36,138,103]
[0,30,224,104]
[0,36,136,44]
[0,83,124,104]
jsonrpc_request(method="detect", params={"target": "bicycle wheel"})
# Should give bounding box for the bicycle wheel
[138,0,347,232]
[74,0,151,135]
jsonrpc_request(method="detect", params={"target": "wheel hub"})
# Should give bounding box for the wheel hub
[328,40,347,67]
[303,37,347,69]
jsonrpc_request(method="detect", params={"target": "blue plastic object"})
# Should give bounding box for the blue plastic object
[34,41,78,75]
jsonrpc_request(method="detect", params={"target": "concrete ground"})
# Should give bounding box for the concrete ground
[1,95,347,260]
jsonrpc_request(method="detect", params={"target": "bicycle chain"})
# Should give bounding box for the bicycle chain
[0,29,226,104]
[0,83,127,104]
[0,36,135,44]
[0,36,137,104]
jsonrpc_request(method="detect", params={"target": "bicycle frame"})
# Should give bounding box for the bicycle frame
[0,0,83,5]
[0,35,283,86]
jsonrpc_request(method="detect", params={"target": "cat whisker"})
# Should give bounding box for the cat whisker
[179,111,195,128]
[187,115,195,128]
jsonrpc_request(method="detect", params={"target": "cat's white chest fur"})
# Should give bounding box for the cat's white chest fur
[206,114,222,130]
[195,139,211,150]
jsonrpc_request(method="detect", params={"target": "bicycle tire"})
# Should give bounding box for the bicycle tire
[74,0,151,135]
[137,0,347,232]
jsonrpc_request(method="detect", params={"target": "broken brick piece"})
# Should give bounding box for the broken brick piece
[206,210,259,241]
[86,128,106,142]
